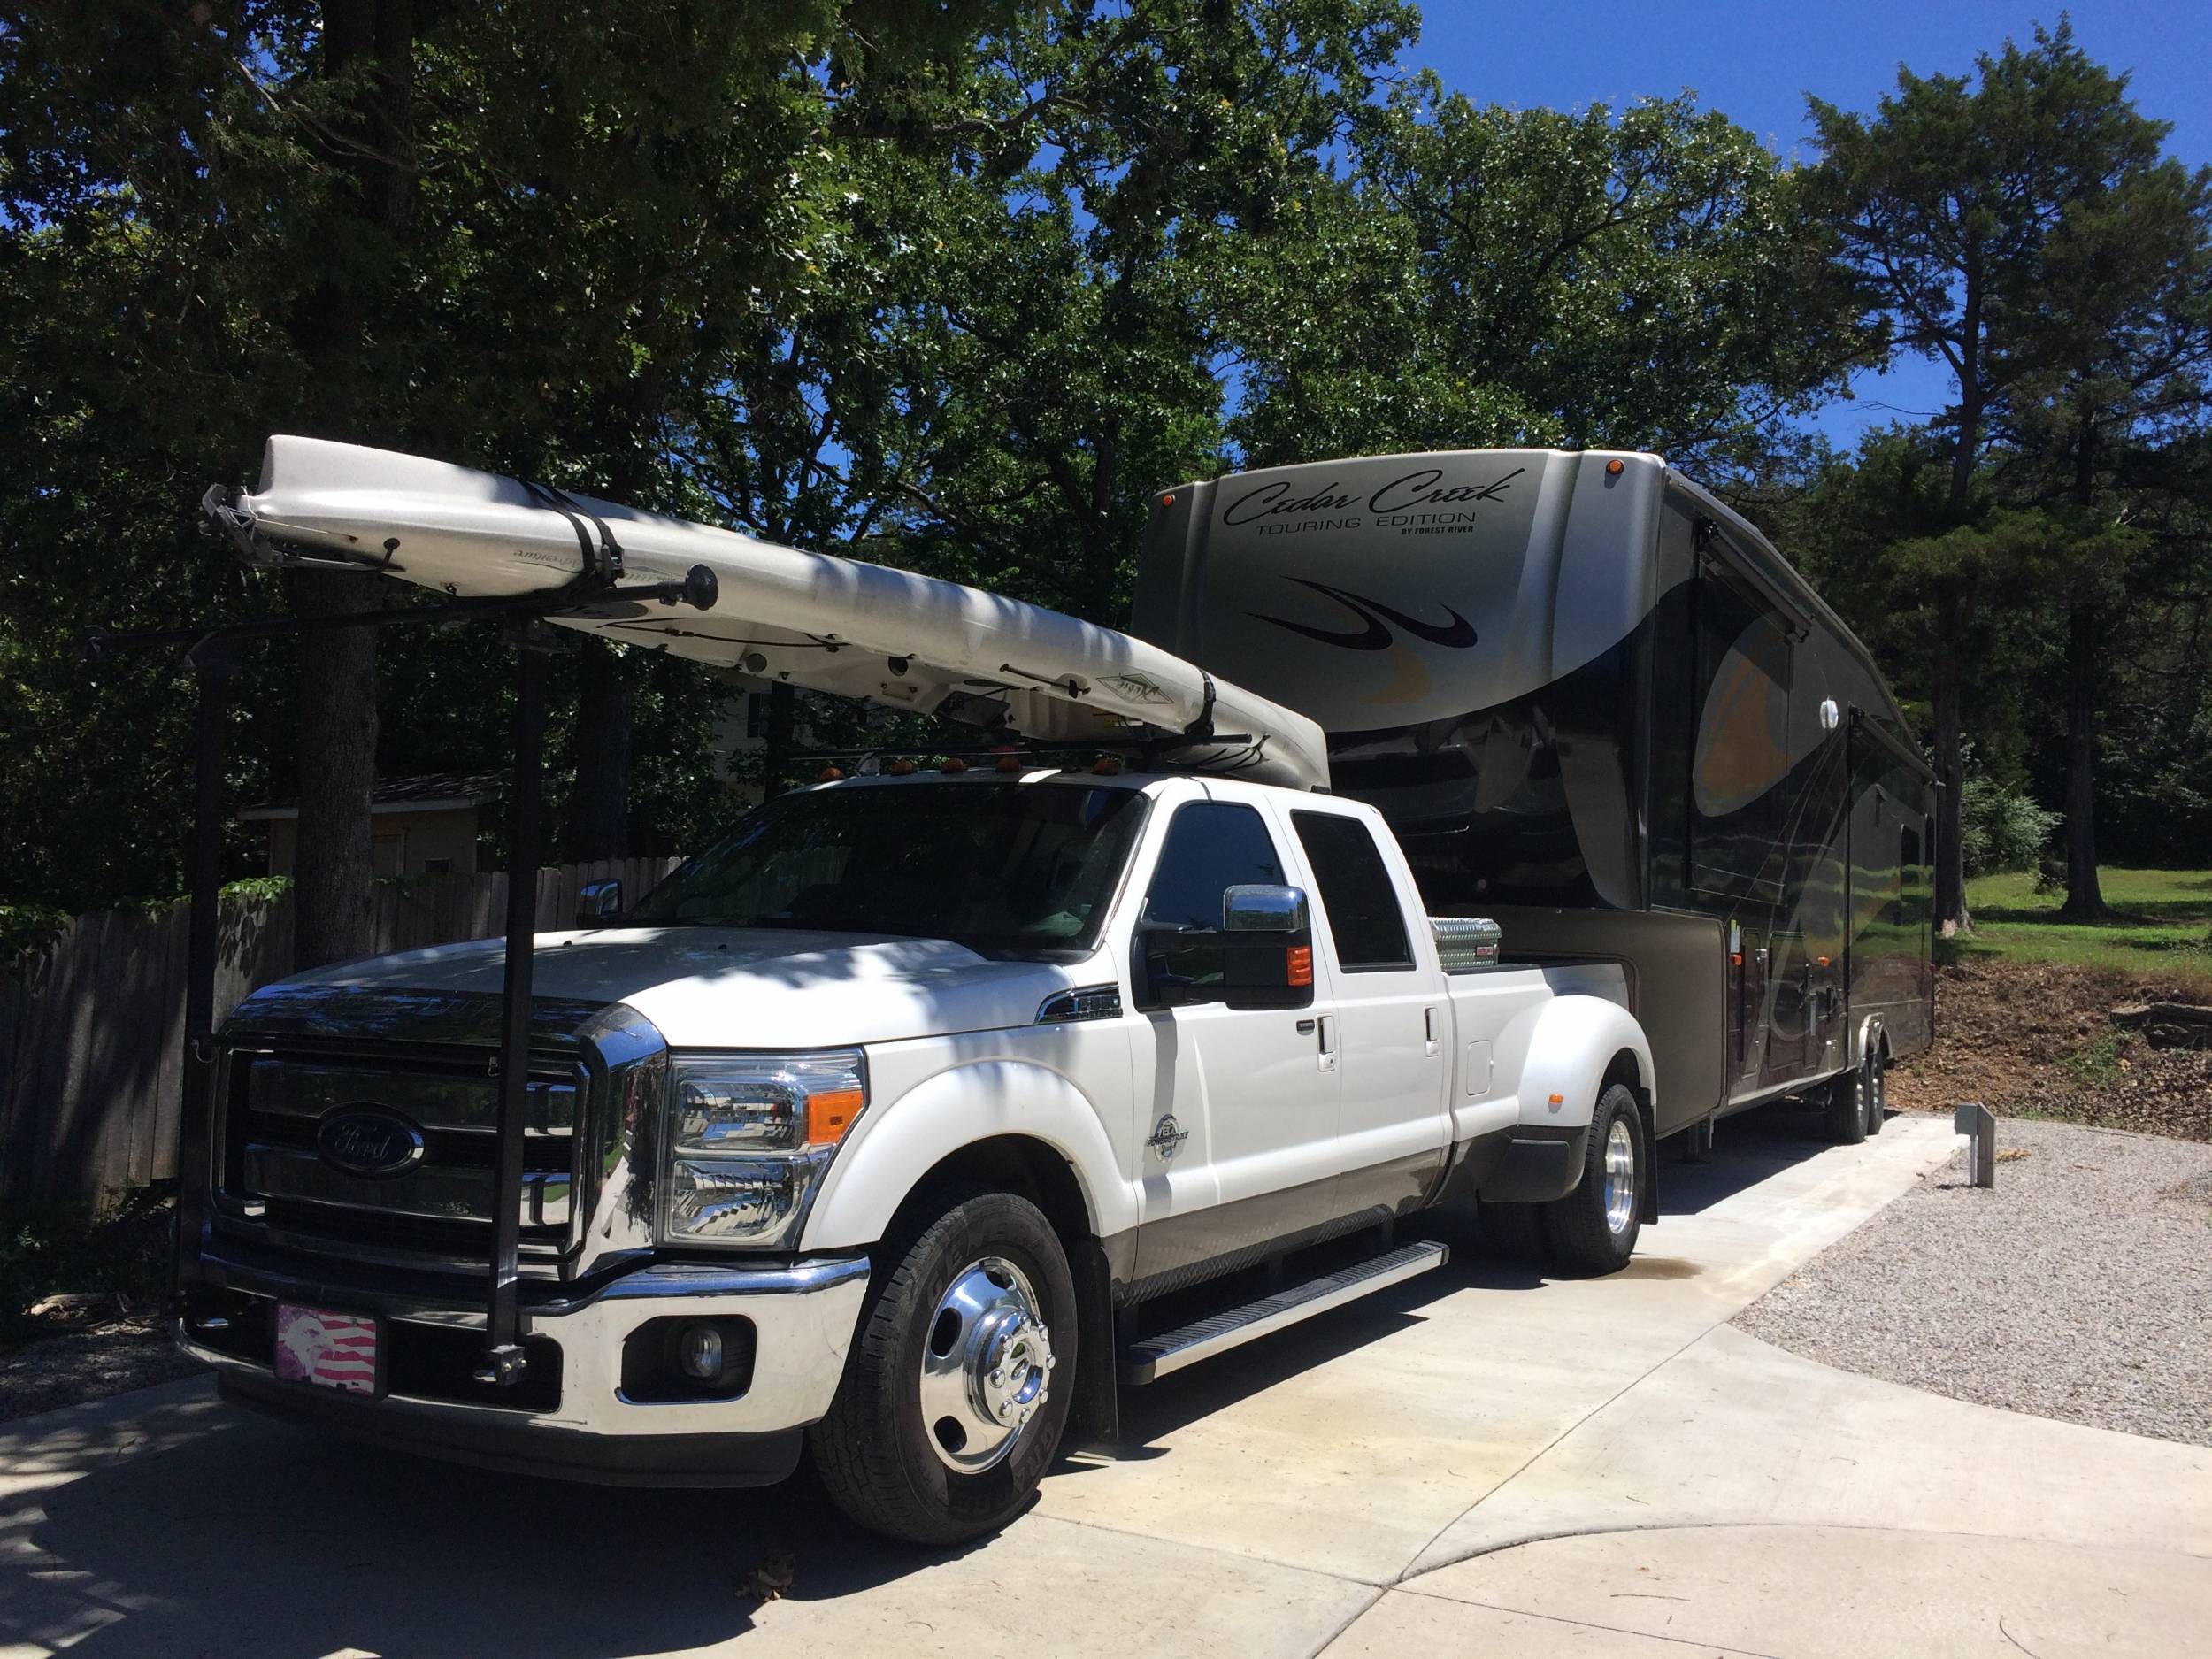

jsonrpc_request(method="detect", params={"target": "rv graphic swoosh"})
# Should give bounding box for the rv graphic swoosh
[1250,580,1478,652]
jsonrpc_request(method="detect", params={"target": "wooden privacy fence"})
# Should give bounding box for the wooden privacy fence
[0,856,680,1213]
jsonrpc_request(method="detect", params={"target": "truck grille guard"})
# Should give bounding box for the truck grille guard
[80,495,718,1391]
[208,987,667,1294]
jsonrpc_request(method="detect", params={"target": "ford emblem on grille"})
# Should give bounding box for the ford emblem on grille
[316,1104,426,1179]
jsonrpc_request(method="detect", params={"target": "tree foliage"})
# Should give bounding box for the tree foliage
[4,5,2209,933]
[1229,82,1866,471]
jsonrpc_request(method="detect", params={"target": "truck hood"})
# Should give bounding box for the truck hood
[259,926,1085,1049]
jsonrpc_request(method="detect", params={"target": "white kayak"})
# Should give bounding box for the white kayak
[216,435,1328,790]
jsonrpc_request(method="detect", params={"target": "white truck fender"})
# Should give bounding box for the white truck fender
[800,1058,1132,1253]
[1503,993,1656,1133]
[1474,994,1655,1206]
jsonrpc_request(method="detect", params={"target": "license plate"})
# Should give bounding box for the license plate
[273,1302,380,1395]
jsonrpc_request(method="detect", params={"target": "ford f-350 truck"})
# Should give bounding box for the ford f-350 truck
[181,765,1654,1543]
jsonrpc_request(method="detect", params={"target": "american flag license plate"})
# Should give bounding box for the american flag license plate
[273,1302,380,1395]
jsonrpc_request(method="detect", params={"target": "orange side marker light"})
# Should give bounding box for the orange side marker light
[1286,945,1313,987]
[806,1087,865,1146]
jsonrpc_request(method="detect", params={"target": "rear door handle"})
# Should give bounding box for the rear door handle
[1423,1006,1440,1056]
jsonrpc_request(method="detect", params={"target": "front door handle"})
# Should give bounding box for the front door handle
[1317,1014,1338,1073]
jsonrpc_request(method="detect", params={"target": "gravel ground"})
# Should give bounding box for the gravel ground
[1735,1113,2212,1447]
[0,1317,204,1423]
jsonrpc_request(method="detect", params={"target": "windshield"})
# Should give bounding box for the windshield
[630,780,1150,958]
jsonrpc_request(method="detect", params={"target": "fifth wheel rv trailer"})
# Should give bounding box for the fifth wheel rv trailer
[1134,449,1936,1151]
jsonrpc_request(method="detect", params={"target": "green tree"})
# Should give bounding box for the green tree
[1993,141,2212,916]
[0,1,997,939]
[1227,82,1867,472]
[849,0,1420,623]
[1806,19,2211,931]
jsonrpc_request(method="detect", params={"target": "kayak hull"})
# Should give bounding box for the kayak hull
[231,436,1328,789]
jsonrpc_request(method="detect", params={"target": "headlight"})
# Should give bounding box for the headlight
[659,1050,867,1248]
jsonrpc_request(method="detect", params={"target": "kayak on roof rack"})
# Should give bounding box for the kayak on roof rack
[209,434,1330,791]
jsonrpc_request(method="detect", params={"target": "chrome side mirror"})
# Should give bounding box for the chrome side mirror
[1222,884,1309,933]
[576,879,623,928]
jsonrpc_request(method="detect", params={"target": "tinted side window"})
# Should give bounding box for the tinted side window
[1689,569,1793,900]
[1293,811,1414,971]
[1142,803,1285,930]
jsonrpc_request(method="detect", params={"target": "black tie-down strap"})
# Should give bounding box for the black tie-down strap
[522,480,625,584]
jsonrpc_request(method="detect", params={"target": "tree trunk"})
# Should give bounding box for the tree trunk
[289,0,413,966]
[287,570,380,966]
[2056,598,2108,921]
[568,636,635,859]
[1931,590,1970,936]
[1932,272,1982,940]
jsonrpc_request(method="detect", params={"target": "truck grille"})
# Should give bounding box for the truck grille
[214,1046,586,1275]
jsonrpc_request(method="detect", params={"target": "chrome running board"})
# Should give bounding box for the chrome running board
[1120,1240,1448,1385]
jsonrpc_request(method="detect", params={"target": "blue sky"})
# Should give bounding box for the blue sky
[1402,1,2212,448]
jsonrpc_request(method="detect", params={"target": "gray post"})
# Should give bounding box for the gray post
[1953,1102,1996,1188]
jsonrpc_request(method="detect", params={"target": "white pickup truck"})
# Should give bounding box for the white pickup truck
[181,761,1655,1542]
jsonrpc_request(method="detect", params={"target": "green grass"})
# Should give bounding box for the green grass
[1941,867,2212,993]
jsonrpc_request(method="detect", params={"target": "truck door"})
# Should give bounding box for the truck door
[1281,804,1451,1224]
[1128,798,1343,1283]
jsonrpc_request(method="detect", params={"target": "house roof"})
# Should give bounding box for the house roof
[240,772,505,822]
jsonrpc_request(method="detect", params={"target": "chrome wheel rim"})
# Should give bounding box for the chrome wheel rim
[1870,1056,1886,1118]
[1602,1118,1637,1236]
[918,1256,1055,1474]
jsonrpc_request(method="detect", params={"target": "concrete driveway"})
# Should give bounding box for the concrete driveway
[4,1110,2208,1658]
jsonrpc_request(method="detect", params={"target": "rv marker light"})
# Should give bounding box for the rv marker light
[1605,459,1624,476]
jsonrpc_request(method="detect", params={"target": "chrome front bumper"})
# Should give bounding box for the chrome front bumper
[178,1253,872,1486]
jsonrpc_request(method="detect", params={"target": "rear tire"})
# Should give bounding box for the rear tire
[810,1192,1076,1545]
[1540,1084,1644,1276]
[1824,1056,1871,1144]
[1866,1046,1887,1134]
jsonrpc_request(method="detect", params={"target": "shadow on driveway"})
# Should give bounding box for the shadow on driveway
[2,1105,1858,1655]
[4,1390,965,1658]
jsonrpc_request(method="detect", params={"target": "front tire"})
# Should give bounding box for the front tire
[810,1192,1076,1545]
[1540,1083,1644,1275]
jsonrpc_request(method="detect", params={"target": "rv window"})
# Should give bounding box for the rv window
[1687,567,1792,901]
[1292,810,1415,971]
